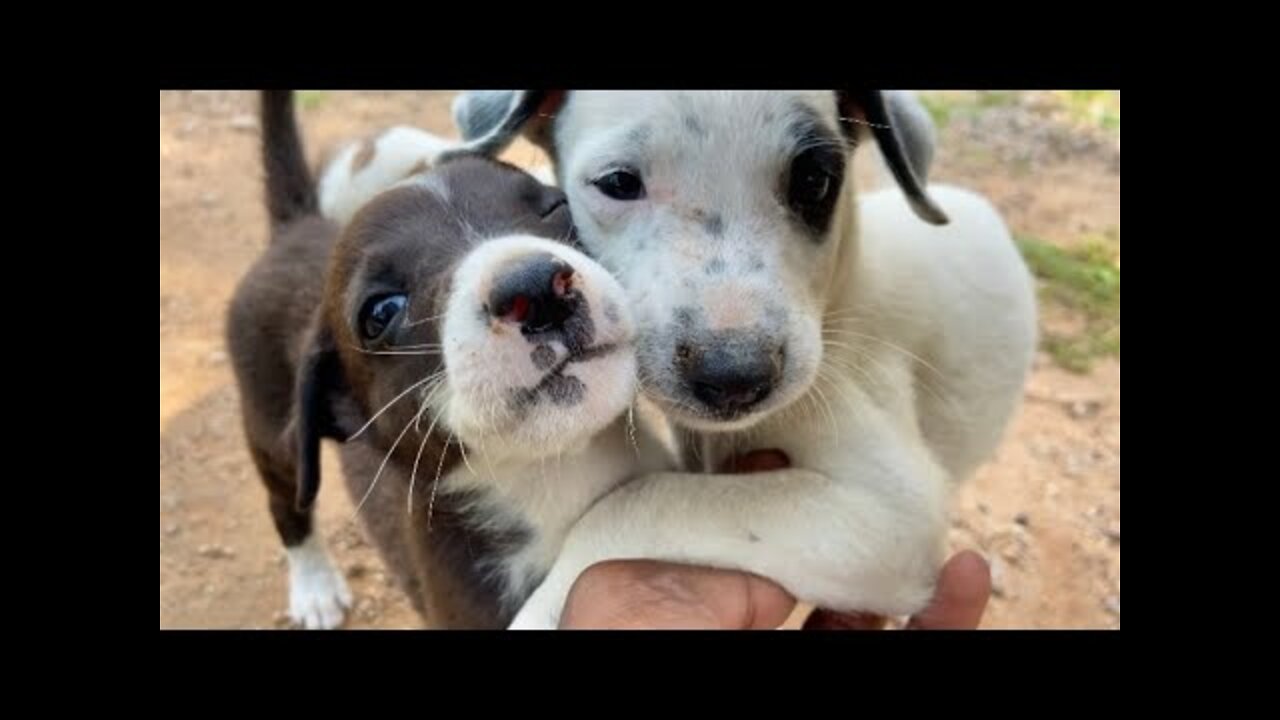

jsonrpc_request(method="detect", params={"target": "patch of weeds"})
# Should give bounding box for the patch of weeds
[975,90,1017,108]
[1016,234,1120,373]
[1053,90,1120,134]
[297,91,328,111]
[918,93,956,130]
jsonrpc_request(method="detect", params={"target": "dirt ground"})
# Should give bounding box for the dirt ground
[159,90,1120,629]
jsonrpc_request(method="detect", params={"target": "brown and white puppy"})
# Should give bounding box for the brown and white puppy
[226,91,652,629]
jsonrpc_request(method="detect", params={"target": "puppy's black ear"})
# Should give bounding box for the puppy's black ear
[293,324,345,512]
[444,90,568,159]
[836,90,949,225]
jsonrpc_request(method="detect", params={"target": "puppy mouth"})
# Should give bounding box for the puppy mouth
[509,341,622,412]
[660,394,773,429]
[536,341,622,379]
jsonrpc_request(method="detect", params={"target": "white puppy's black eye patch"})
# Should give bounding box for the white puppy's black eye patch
[784,107,847,237]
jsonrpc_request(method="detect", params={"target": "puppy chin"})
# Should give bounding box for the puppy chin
[449,352,638,460]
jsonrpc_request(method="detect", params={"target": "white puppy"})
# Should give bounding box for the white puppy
[441,90,1037,628]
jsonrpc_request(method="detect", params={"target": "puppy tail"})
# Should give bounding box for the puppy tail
[259,90,318,228]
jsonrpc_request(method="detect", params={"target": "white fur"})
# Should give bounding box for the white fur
[286,534,352,630]
[435,235,638,458]
[493,92,1037,628]
[318,126,459,227]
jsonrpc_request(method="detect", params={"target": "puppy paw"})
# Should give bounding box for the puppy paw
[285,536,353,630]
[289,568,353,629]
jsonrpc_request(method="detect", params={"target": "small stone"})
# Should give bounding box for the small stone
[1014,512,1030,527]
[1066,399,1103,420]
[989,556,1009,598]
[206,350,227,365]
[1103,522,1120,543]
[1063,452,1090,478]
[230,114,257,132]
[165,523,181,536]
[1028,435,1057,460]
[1104,596,1120,616]
[203,583,217,595]
[977,503,990,515]
[199,191,219,207]
[273,611,292,628]
[198,544,235,560]
[356,597,379,622]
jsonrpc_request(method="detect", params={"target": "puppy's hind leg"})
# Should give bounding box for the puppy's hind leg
[248,444,352,629]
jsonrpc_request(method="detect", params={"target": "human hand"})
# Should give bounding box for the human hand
[558,450,991,629]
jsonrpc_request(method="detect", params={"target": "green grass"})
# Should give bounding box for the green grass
[919,94,956,130]
[975,90,1017,108]
[1054,90,1120,133]
[918,90,1119,137]
[1016,233,1120,373]
[297,90,329,110]
[917,91,1015,130]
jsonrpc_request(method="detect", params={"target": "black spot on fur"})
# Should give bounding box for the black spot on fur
[704,257,726,276]
[531,344,557,370]
[544,374,586,406]
[674,306,696,328]
[783,103,846,239]
[701,213,724,237]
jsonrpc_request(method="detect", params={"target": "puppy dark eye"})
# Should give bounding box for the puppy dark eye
[789,151,835,206]
[359,294,407,341]
[592,169,646,201]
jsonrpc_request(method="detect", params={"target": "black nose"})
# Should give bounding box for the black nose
[680,340,782,416]
[488,253,578,334]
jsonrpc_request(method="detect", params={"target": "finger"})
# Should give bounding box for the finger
[906,550,991,630]
[560,559,797,629]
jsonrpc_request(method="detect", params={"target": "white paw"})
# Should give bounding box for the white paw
[286,535,353,630]
[508,608,558,630]
[508,582,566,630]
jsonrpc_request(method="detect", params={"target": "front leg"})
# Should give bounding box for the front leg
[511,458,949,629]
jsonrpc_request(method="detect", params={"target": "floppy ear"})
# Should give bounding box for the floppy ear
[444,90,568,159]
[882,90,937,186]
[837,90,949,225]
[292,324,346,512]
